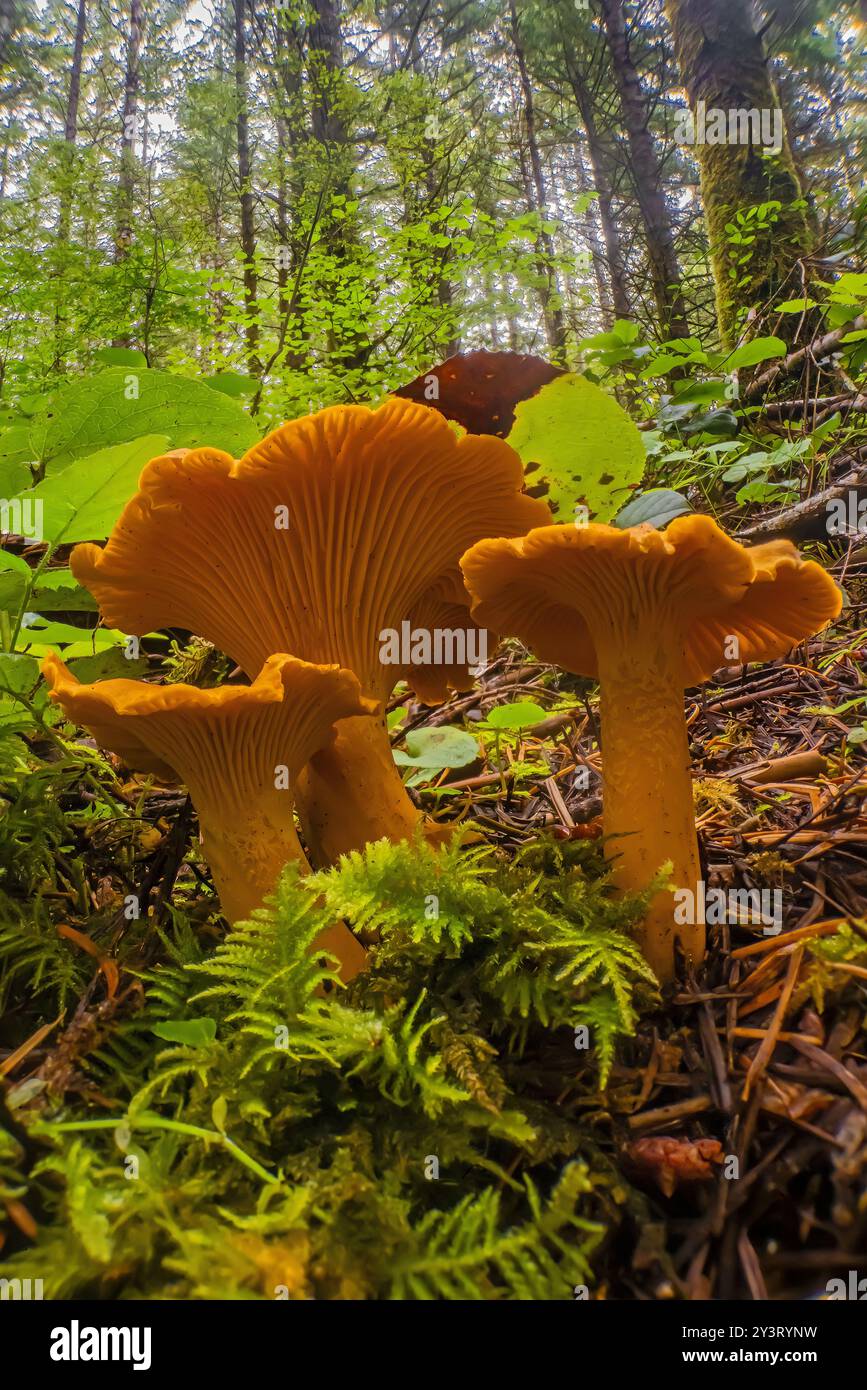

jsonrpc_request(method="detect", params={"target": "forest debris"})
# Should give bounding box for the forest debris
[625,1135,725,1197]
[627,1095,713,1130]
[57,924,119,999]
[737,467,867,541]
[743,751,829,783]
[786,1038,867,1113]
[741,946,805,1101]
[0,1015,62,1078]
[743,314,866,400]
[731,919,846,957]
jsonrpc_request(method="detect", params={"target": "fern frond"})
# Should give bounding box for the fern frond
[387,1163,602,1300]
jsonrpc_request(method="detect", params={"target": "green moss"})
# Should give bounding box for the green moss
[0,837,657,1300]
[666,0,813,347]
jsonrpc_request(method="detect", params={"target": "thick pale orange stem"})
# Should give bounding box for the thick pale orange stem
[195,786,366,982]
[597,637,705,983]
[295,713,422,867]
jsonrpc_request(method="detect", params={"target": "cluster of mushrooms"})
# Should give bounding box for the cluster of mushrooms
[42,397,841,983]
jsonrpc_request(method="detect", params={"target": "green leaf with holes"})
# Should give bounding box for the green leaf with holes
[505,373,645,522]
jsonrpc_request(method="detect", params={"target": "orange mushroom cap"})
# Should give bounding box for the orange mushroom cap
[460,516,842,683]
[69,397,551,702]
[41,650,376,978]
[41,651,375,790]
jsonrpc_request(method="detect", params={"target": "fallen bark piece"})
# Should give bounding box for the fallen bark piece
[744,751,830,784]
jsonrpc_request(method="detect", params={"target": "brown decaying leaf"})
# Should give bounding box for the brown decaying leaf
[393,350,563,437]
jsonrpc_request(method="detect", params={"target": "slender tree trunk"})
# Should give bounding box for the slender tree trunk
[509,0,566,358]
[59,0,87,241]
[115,0,142,262]
[259,15,306,374]
[233,0,260,374]
[52,0,87,372]
[575,151,614,328]
[563,47,631,325]
[665,0,813,348]
[599,0,690,339]
[308,0,366,370]
[0,0,18,70]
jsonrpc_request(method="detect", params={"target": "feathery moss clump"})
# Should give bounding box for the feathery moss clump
[0,835,658,1300]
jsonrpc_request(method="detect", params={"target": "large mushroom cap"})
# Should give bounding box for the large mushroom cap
[69,397,551,699]
[460,515,842,683]
[41,651,376,787]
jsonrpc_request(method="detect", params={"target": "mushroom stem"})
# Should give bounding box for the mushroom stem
[189,783,368,983]
[597,637,704,983]
[295,713,420,868]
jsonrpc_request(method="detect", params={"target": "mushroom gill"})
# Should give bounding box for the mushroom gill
[460,515,842,982]
[69,397,551,865]
[41,651,376,981]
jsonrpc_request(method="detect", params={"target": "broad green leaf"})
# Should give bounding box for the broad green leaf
[31,369,259,471]
[775,298,816,313]
[682,407,739,437]
[68,648,149,681]
[484,700,546,730]
[0,652,40,694]
[0,424,35,463]
[0,571,27,613]
[206,370,259,398]
[94,347,149,368]
[0,550,31,612]
[17,394,51,418]
[724,336,787,371]
[17,435,169,543]
[31,569,99,612]
[613,489,693,530]
[0,456,32,495]
[393,726,479,769]
[0,550,30,577]
[152,1017,217,1046]
[17,619,129,658]
[669,379,729,405]
[506,373,645,522]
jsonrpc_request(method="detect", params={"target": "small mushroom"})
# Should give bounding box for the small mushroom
[41,651,376,981]
[460,516,841,981]
[69,398,550,864]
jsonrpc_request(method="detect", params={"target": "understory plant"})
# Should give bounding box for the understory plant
[0,834,657,1300]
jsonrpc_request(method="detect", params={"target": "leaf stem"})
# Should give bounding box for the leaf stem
[37,1110,280,1185]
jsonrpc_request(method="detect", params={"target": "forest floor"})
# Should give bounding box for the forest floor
[2,499,866,1302]
[398,566,867,1300]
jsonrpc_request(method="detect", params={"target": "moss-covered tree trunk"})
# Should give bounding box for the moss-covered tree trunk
[665,0,813,349]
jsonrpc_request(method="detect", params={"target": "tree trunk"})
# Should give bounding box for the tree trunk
[52,0,87,372]
[0,0,13,69]
[115,0,142,262]
[599,0,690,340]
[563,48,631,325]
[665,0,813,349]
[308,0,366,371]
[509,0,566,358]
[59,0,87,240]
[233,0,260,374]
